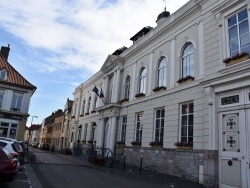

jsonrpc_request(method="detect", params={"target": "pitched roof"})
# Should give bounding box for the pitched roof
[0,53,37,92]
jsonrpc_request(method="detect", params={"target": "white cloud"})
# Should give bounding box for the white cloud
[0,0,189,73]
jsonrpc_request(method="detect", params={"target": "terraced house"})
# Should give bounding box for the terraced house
[69,0,250,187]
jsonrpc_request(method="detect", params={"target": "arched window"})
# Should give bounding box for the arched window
[157,57,167,87]
[139,67,146,94]
[87,97,91,113]
[82,99,86,115]
[92,94,97,111]
[181,43,194,78]
[124,76,130,99]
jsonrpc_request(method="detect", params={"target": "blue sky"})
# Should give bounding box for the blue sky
[0,0,189,126]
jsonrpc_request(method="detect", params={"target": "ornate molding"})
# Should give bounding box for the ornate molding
[205,86,214,105]
[196,16,203,25]
[215,12,222,27]
[170,36,176,42]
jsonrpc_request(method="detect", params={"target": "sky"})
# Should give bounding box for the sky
[0,0,189,126]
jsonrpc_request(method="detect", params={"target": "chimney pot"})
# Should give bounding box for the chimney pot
[0,45,10,60]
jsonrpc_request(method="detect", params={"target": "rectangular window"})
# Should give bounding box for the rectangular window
[180,102,193,143]
[11,92,23,112]
[228,8,250,57]
[155,109,165,142]
[121,116,127,142]
[0,89,4,108]
[135,113,143,142]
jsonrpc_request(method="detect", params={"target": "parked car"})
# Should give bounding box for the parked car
[0,140,19,160]
[0,137,26,165]
[42,143,49,151]
[0,148,19,183]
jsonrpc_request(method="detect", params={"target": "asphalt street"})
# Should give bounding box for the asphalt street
[0,147,203,188]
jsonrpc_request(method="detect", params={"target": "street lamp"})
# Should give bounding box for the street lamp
[27,116,38,151]
[91,122,97,150]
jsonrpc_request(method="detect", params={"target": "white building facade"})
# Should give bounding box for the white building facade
[70,0,250,187]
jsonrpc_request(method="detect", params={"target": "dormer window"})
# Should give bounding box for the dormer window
[0,69,7,81]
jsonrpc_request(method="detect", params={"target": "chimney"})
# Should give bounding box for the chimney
[0,44,10,60]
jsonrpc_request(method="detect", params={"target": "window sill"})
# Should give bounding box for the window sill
[225,55,249,66]
[91,110,96,113]
[153,86,166,92]
[135,93,145,98]
[85,113,89,115]
[119,98,129,103]
[71,116,75,118]
[11,108,20,112]
[177,76,194,84]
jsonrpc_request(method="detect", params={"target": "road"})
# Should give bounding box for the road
[2,147,168,188]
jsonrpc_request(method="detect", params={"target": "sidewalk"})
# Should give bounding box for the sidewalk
[55,153,203,188]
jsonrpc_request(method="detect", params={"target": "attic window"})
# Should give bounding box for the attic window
[0,69,7,81]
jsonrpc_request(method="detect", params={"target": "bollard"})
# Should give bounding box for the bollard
[139,155,143,175]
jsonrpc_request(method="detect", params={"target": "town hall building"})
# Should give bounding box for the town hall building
[69,0,250,187]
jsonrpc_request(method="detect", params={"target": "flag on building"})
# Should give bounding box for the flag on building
[92,86,99,96]
[99,88,106,105]
[99,88,104,98]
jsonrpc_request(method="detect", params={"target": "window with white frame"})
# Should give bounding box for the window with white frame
[124,76,130,99]
[181,43,194,78]
[0,69,7,81]
[0,122,17,138]
[11,92,23,112]
[121,116,127,142]
[155,108,165,142]
[227,8,250,57]
[0,89,4,108]
[157,57,167,87]
[135,113,143,142]
[139,67,146,94]
[180,102,193,143]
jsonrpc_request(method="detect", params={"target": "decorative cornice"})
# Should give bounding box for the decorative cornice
[205,86,214,105]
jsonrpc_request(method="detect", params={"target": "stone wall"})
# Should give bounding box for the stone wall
[117,147,217,186]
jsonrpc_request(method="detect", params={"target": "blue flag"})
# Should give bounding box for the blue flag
[92,86,99,96]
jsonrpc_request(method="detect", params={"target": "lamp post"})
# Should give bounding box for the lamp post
[91,122,97,150]
[27,116,38,151]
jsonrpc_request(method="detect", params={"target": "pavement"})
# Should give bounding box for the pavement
[28,151,203,188]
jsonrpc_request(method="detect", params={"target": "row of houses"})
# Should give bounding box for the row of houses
[21,0,250,187]
[25,99,73,152]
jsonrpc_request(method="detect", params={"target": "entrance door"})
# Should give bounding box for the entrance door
[219,110,248,187]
